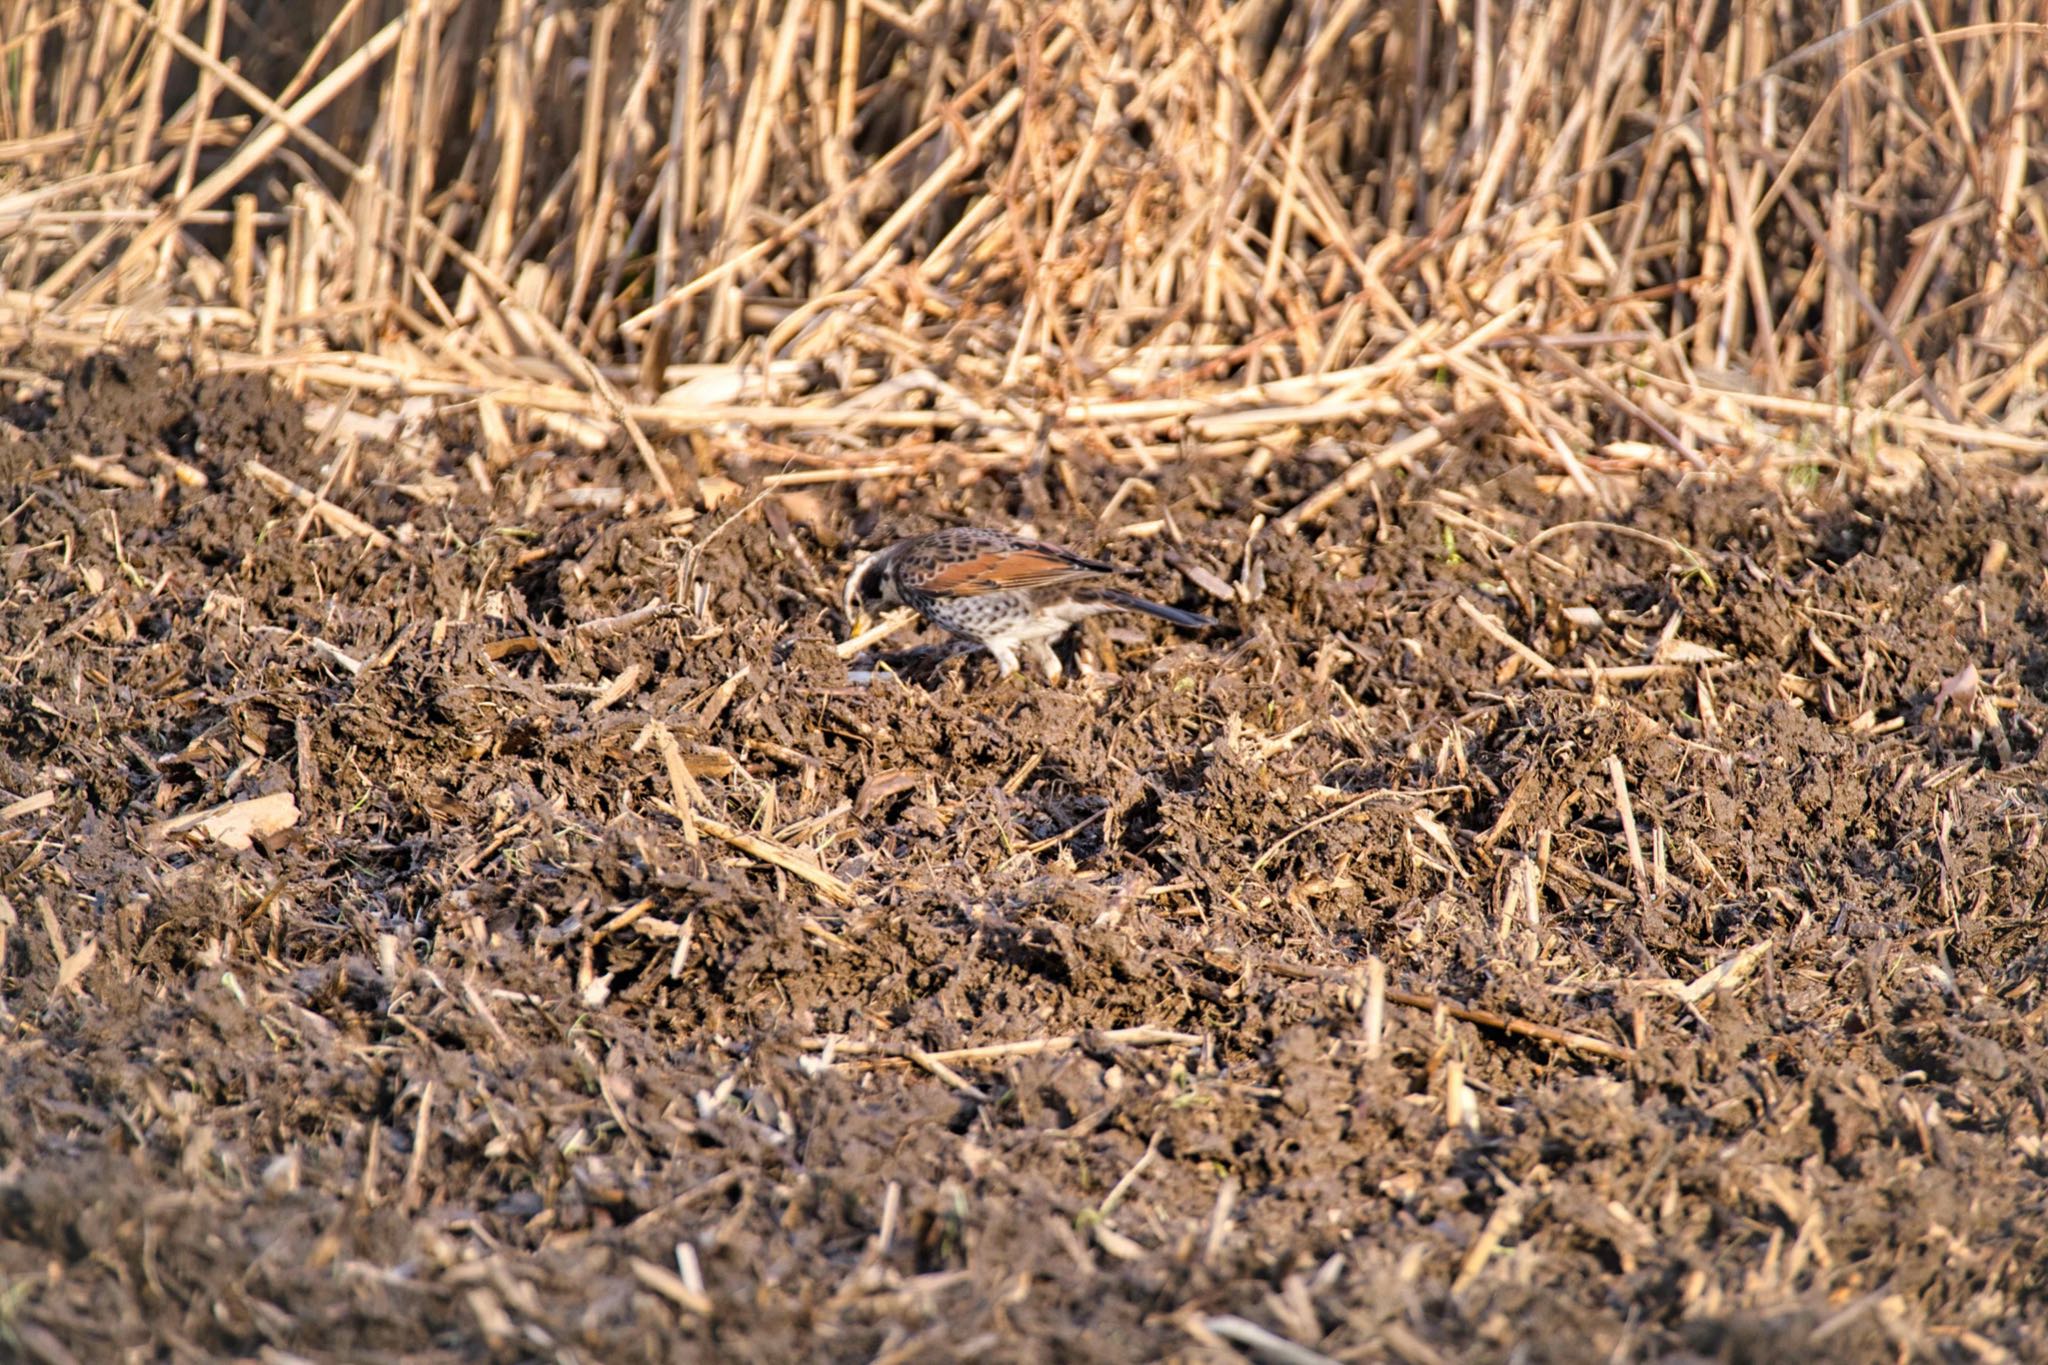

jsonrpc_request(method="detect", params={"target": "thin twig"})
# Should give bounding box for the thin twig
[1207,952,1634,1063]
[802,1025,1205,1067]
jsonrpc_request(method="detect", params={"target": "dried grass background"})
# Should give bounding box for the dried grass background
[3,0,2045,489]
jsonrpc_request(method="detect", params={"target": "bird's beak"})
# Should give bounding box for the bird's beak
[847,611,874,640]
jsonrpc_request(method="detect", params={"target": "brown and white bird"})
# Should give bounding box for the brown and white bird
[842,527,1216,680]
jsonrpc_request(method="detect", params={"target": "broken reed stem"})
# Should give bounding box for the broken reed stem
[1362,957,1386,1059]
[241,459,392,548]
[572,599,674,637]
[400,1079,434,1213]
[631,1257,712,1317]
[1455,595,1559,678]
[835,607,920,660]
[1199,1316,1339,1365]
[906,1049,990,1101]
[649,726,701,850]
[692,811,852,905]
[803,1025,1204,1067]
[0,790,57,822]
[1607,753,1652,908]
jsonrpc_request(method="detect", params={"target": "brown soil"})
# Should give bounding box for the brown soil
[2,351,2045,1363]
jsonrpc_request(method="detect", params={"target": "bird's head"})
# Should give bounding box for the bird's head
[840,544,900,638]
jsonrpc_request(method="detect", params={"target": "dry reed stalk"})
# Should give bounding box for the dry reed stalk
[0,0,2041,489]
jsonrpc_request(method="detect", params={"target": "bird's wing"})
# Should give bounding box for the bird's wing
[918,543,1114,596]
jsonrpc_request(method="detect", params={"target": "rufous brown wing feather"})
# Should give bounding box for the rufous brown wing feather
[918,548,1108,597]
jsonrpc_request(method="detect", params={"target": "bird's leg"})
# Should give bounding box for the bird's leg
[983,639,1022,678]
[1025,638,1063,681]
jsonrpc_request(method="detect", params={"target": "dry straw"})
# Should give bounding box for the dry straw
[2,0,2044,491]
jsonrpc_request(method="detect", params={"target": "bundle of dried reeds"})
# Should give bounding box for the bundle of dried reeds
[3,0,2044,493]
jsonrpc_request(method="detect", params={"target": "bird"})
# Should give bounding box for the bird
[841,527,1217,680]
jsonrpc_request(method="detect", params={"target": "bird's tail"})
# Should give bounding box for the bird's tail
[1097,589,1218,631]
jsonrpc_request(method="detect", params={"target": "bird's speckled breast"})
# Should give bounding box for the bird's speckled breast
[906,586,1029,639]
